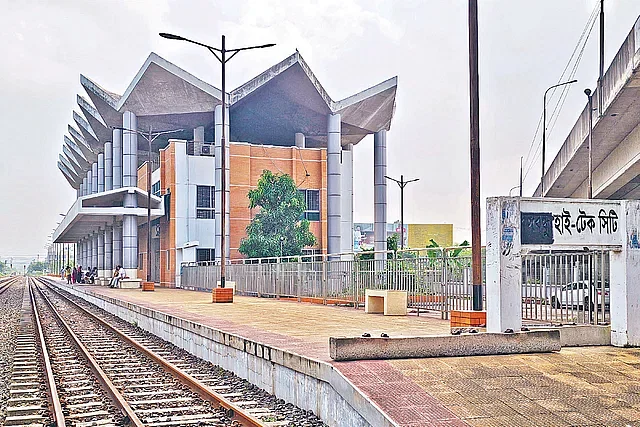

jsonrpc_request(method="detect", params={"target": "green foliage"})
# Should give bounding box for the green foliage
[358,235,398,260]
[0,260,7,275]
[27,261,48,275]
[239,170,317,258]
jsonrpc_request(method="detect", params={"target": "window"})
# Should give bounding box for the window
[138,253,144,269]
[298,189,320,221]
[196,186,215,219]
[152,181,161,197]
[196,248,215,262]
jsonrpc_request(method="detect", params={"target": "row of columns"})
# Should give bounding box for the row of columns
[76,224,124,276]
[76,111,139,276]
[326,113,387,258]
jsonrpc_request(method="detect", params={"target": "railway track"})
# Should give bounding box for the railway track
[2,278,53,427]
[34,278,323,427]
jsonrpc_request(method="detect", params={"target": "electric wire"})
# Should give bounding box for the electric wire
[521,2,600,185]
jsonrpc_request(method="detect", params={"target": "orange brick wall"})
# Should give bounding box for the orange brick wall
[138,141,327,286]
[229,142,327,258]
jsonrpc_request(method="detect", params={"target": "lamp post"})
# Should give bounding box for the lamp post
[384,175,419,250]
[112,126,183,283]
[541,79,577,196]
[584,88,594,199]
[159,32,275,289]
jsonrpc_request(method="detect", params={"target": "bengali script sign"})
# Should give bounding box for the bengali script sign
[520,199,622,246]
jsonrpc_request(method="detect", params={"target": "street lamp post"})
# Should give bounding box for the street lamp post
[585,88,594,199]
[541,79,577,196]
[384,175,419,250]
[112,126,183,283]
[159,32,275,289]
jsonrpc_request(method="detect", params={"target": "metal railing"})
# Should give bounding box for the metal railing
[181,247,486,319]
[522,250,610,325]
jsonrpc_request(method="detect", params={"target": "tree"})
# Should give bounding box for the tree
[239,170,317,258]
[27,261,48,275]
[0,260,7,275]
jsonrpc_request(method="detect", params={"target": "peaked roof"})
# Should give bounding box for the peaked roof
[59,50,398,188]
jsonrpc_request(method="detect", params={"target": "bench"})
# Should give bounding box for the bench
[365,289,408,316]
[216,281,236,294]
[119,278,142,289]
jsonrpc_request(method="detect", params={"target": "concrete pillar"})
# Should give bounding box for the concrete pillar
[104,226,113,274]
[610,200,640,346]
[97,228,105,278]
[327,113,342,255]
[112,128,123,189]
[92,232,98,270]
[82,177,87,196]
[374,130,388,260]
[486,197,522,333]
[112,222,123,268]
[104,142,113,191]
[86,170,92,196]
[123,191,138,277]
[77,188,82,198]
[122,111,138,187]
[91,162,98,194]
[295,132,306,148]
[97,153,105,193]
[87,235,93,269]
[341,143,354,254]
[194,126,205,142]
[81,239,86,268]
[214,105,230,260]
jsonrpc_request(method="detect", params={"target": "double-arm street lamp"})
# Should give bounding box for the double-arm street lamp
[112,126,183,282]
[541,79,577,195]
[384,175,419,250]
[159,32,275,288]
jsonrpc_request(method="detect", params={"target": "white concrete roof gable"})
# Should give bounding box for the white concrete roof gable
[334,76,397,111]
[73,110,99,143]
[80,74,120,109]
[77,94,107,128]
[116,52,222,112]
[58,161,81,188]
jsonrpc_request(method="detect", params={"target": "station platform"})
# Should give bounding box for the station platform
[53,281,640,427]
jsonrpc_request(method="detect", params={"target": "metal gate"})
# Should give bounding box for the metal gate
[521,250,610,325]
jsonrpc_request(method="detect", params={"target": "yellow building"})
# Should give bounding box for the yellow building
[407,224,454,248]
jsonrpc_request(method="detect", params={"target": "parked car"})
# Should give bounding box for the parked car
[550,280,609,310]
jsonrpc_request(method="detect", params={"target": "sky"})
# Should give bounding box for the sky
[1,0,640,260]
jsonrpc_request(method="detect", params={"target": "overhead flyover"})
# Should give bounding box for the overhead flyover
[536,17,640,199]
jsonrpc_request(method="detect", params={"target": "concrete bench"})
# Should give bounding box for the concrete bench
[119,279,142,289]
[216,281,236,294]
[365,289,407,316]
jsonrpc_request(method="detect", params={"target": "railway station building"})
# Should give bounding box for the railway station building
[52,52,397,287]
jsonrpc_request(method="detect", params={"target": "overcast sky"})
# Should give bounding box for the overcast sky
[1,0,639,259]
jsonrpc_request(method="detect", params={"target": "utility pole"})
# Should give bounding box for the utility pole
[598,0,604,116]
[519,156,523,197]
[468,0,482,311]
[385,175,419,250]
[160,33,275,290]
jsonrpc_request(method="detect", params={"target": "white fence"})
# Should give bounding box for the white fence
[181,247,486,319]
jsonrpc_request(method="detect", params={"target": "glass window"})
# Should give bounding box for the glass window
[196,186,215,219]
[196,248,215,262]
[299,189,320,222]
[152,181,161,197]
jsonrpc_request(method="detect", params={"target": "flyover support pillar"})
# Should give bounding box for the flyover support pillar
[327,113,342,257]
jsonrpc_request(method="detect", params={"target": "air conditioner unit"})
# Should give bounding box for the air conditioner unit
[200,145,213,156]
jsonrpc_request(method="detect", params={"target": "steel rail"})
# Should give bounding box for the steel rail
[28,278,66,427]
[38,277,267,427]
[32,280,144,427]
[0,277,19,296]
